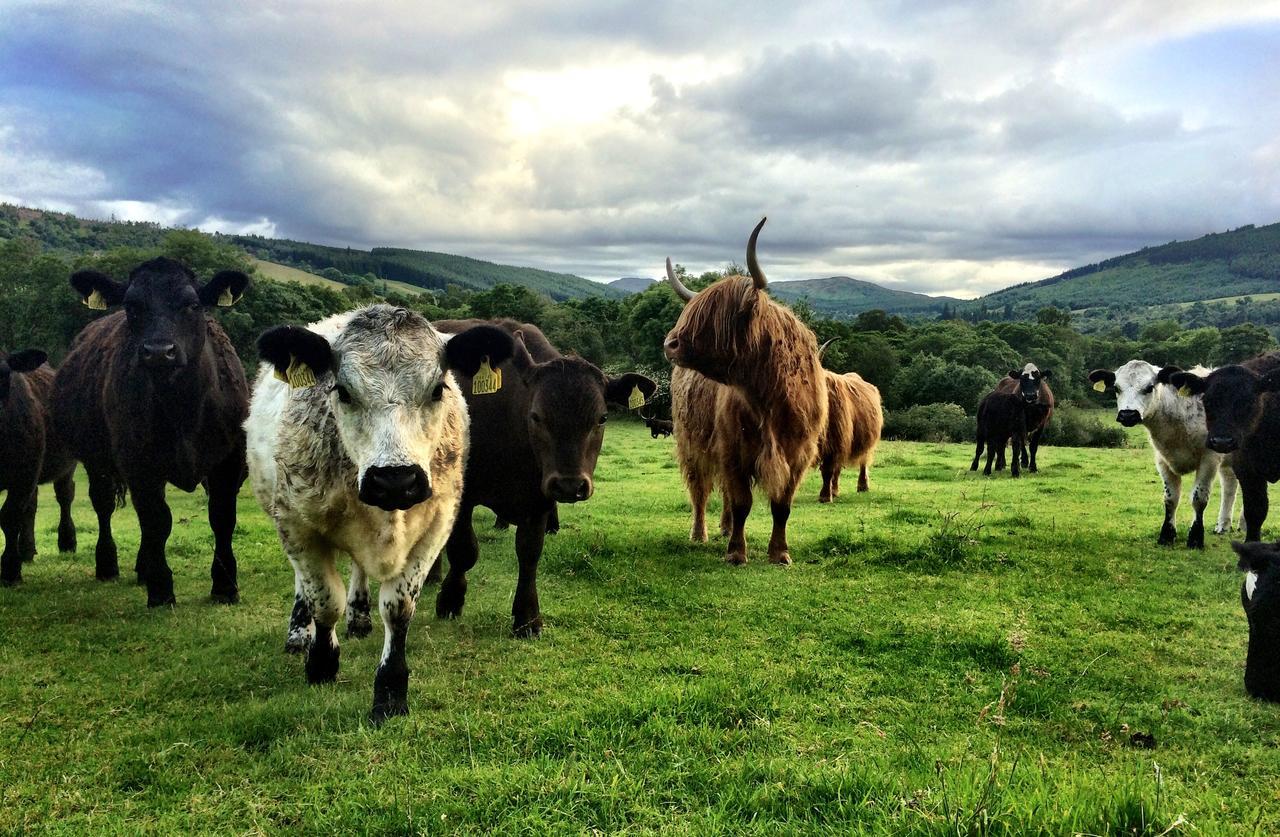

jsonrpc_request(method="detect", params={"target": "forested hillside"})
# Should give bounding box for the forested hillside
[771,275,960,317]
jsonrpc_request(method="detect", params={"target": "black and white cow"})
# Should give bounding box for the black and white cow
[246,305,513,723]
[1230,540,1280,701]
[1088,360,1237,548]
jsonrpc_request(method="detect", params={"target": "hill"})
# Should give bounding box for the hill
[770,275,960,317]
[608,276,657,294]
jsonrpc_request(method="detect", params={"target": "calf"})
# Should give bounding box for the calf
[1169,354,1280,542]
[1088,361,1236,548]
[970,391,1028,477]
[1231,541,1280,701]
[645,417,674,438]
[52,258,249,606]
[1,350,76,585]
[816,370,882,501]
[424,319,656,636]
[994,363,1053,471]
[246,305,513,722]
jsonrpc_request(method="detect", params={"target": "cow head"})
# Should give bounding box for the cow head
[663,217,770,383]
[1088,360,1173,427]
[259,306,513,512]
[1231,540,1280,702]
[509,331,657,503]
[0,349,47,404]
[1007,363,1051,404]
[1168,364,1280,454]
[71,257,249,375]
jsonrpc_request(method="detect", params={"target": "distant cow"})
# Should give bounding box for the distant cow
[994,363,1054,471]
[817,370,882,501]
[52,258,250,606]
[1,350,76,585]
[247,305,514,722]
[1088,361,1236,548]
[1231,540,1280,701]
[970,391,1028,477]
[645,417,674,438]
[665,218,827,565]
[1169,353,1280,542]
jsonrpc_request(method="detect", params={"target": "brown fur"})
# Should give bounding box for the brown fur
[816,370,883,501]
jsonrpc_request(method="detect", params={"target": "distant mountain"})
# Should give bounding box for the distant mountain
[769,275,960,317]
[608,276,657,294]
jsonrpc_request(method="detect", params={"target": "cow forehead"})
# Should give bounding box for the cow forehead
[333,307,446,386]
[1114,360,1159,390]
[1020,363,1039,379]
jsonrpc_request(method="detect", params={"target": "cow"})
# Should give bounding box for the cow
[970,391,1028,477]
[51,258,250,607]
[994,363,1054,471]
[1088,361,1236,549]
[645,417,674,438]
[1231,540,1280,702]
[1,350,76,585]
[1169,353,1280,542]
[417,318,656,637]
[664,217,827,566]
[246,305,514,722]
[816,370,882,501]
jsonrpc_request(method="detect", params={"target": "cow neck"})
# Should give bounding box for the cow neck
[725,335,824,431]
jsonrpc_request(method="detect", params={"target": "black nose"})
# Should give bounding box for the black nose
[1116,410,1141,427]
[1207,435,1238,454]
[141,340,179,367]
[359,464,431,510]
[545,475,593,503]
[1022,393,1038,403]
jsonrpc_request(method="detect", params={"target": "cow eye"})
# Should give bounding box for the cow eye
[333,384,352,404]
[431,382,446,402]
[598,414,608,426]
[530,413,543,425]
[1141,385,1154,395]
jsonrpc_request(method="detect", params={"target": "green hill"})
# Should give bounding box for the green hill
[770,275,960,317]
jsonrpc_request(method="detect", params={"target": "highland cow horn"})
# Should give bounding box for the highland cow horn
[818,337,839,359]
[746,216,768,290]
[665,257,696,302]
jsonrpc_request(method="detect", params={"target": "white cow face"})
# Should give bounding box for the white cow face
[258,306,513,511]
[1088,360,1166,428]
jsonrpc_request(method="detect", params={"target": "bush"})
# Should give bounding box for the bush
[1041,405,1127,448]
[882,402,975,443]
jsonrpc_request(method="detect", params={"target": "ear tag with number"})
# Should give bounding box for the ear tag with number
[1178,385,1192,397]
[216,286,235,307]
[472,357,502,395]
[1092,380,1106,393]
[628,384,646,410]
[84,288,107,310]
[273,354,316,389]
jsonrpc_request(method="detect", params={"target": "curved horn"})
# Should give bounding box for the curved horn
[746,216,768,290]
[665,257,696,302]
[818,337,839,359]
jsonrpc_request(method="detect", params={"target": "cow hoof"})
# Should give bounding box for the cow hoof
[147,595,177,608]
[1187,529,1205,550]
[691,525,708,543]
[1028,466,1038,473]
[96,570,119,582]
[305,648,340,684]
[435,588,465,620]
[819,494,832,504]
[370,699,409,726]
[0,575,21,587]
[210,588,240,605]
[1157,525,1177,546]
[769,551,793,566]
[346,613,373,639]
[135,573,146,586]
[20,552,35,564]
[724,551,748,566]
[856,484,869,493]
[513,617,543,639]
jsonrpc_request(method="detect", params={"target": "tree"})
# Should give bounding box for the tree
[1218,323,1276,364]
[1035,306,1072,326]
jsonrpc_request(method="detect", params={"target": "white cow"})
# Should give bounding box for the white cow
[246,305,512,723]
[1089,360,1237,548]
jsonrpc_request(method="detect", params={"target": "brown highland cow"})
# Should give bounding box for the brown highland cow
[817,369,882,501]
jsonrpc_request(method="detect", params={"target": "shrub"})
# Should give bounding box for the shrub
[882,402,975,443]
[1041,405,1127,448]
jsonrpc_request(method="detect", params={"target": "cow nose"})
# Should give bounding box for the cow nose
[544,474,593,503]
[663,335,680,359]
[1116,409,1140,427]
[1207,435,1238,454]
[359,464,431,511]
[141,340,179,367]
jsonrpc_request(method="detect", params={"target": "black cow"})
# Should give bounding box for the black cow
[645,417,674,438]
[51,258,250,606]
[430,319,656,636]
[1,350,77,585]
[970,391,1027,477]
[994,363,1053,471]
[1230,541,1280,701]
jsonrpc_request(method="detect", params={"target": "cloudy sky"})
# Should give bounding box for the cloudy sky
[2,1,1278,297]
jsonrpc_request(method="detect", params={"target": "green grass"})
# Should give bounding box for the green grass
[249,257,427,298]
[2,423,1277,833]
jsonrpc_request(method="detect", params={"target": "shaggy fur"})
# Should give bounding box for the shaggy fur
[816,370,883,501]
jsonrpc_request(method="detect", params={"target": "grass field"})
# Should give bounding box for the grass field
[2,423,1277,833]
[249,258,428,298]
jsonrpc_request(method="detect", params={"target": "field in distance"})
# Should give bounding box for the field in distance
[249,257,428,298]
[0,423,1274,833]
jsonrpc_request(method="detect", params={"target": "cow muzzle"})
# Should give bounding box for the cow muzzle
[141,340,182,369]
[663,334,682,363]
[543,474,593,503]
[1207,435,1239,454]
[359,464,432,511]
[1116,409,1141,427]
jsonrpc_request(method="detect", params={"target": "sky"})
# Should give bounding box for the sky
[2,1,1279,298]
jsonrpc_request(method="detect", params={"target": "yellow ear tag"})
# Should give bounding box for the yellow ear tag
[274,354,316,389]
[216,286,235,307]
[628,384,646,410]
[472,357,502,395]
[84,288,107,310]
[1092,380,1106,393]
[1178,385,1192,397]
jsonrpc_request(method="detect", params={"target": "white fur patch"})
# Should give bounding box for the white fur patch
[1246,571,1258,601]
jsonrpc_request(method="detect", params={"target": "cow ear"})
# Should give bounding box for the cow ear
[443,324,514,377]
[1039,369,1052,380]
[1232,540,1280,573]
[1087,369,1116,392]
[508,330,538,380]
[605,373,658,410]
[1257,369,1280,393]
[257,325,333,388]
[5,349,47,373]
[1168,371,1206,396]
[1155,365,1181,385]
[70,269,126,310]
[199,270,250,307]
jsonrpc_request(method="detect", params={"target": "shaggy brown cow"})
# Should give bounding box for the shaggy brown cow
[1,350,76,585]
[816,370,883,501]
[994,363,1054,471]
[52,257,250,607]
[665,218,827,565]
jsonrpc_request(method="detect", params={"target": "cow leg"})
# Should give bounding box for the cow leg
[1157,463,1181,546]
[284,567,315,654]
[1186,458,1217,549]
[437,507,476,620]
[995,442,1007,471]
[970,434,985,471]
[206,453,244,604]
[723,475,753,566]
[130,480,175,607]
[1009,434,1022,478]
[54,471,76,554]
[346,561,373,639]
[18,487,37,563]
[1215,467,1239,534]
[513,512,547,638]
[546,504,559,535]
[856,463,870,493]
[766,500,793,566]
[719,493,732,538]
[0,484,33,585]
[831,466,842,499]
[1026,428,1040,471]
[1240,475,1269,542]
[371,545,438,724]
[293,550,344,684]
[86,466,119,581]
[687,467,712,543]
[983,437,995,476]
[819,454,836,503]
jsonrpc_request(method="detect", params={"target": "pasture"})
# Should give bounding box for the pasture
[1,422,1277,834]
